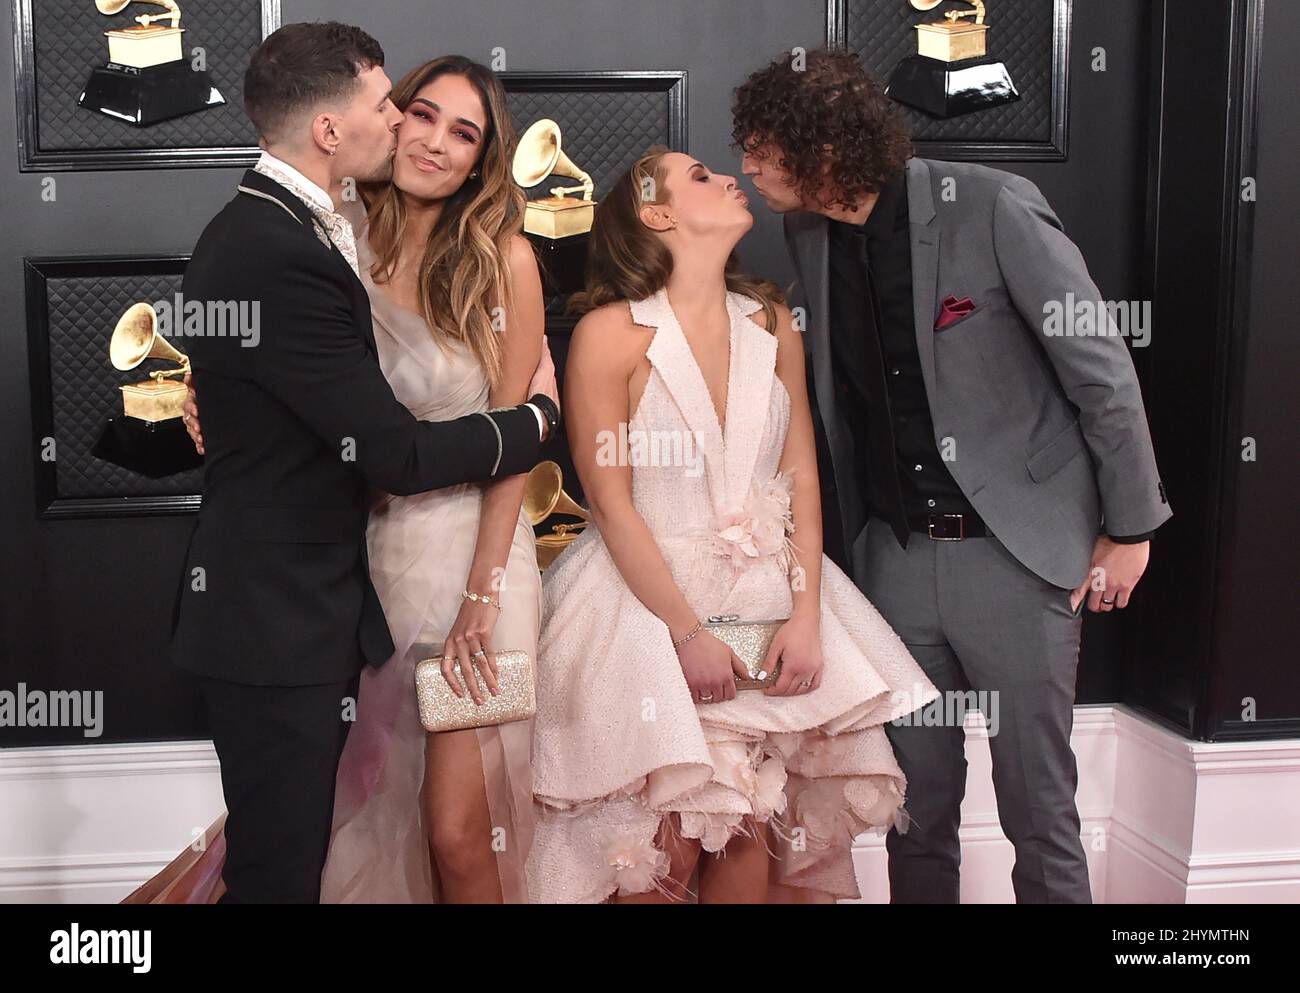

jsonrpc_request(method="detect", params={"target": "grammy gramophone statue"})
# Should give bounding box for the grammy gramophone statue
[886,0,1020,119]
[91,302,204,478]
[524,461,590,570]
[512,118,595,296]
[78,0,226,127]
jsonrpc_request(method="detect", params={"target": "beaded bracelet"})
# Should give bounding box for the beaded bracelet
[671,619,702,648]
[462,589,502,611]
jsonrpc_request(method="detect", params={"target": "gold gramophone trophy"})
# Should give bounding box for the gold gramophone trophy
[91,302,204,477]
[78,0,226,127]
[512,118,595,295]
[524,460,590,570]
[110,302,190,420]
[886,0,1019,119]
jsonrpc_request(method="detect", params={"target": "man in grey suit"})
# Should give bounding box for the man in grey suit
[732,49,1170,902]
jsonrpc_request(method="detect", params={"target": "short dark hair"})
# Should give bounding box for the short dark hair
[243,21,386,144]
[731,47,912,211]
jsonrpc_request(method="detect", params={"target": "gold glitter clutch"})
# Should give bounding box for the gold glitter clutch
[702,614,788,690]
[414,649,536,732]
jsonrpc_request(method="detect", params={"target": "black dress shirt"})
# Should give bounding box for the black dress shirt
[826,171,974,548]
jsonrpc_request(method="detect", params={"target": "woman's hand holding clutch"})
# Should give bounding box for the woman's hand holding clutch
[674,629,749,705]
[762,613,823,697]
[441,595,502,706]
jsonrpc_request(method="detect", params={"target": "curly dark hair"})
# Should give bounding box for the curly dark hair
[731,47,912,211]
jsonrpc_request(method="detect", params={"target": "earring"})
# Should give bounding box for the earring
[470,171,479,179]
[328,149,337,156]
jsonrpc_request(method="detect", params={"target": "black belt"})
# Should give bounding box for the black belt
[907,511,988,540]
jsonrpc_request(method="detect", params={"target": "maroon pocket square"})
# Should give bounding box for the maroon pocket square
[935,295,977,331]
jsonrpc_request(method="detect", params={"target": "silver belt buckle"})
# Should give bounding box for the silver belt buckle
[927,513,965,541]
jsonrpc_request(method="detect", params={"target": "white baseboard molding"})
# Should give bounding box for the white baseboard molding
[2,706,1297,903]
[1106,709,1300,904]
[0,741,224,904]
[848,705,1300,903]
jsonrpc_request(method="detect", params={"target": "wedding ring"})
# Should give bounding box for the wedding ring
[471,649,486,659]
[700,692,714,702]
[1101,597,1115,605]
[800,679,812,689]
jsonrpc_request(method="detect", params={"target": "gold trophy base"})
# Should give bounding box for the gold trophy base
[524,198,595,239]
[915,22,989,63]
[120,379,187,422]
[105,26,185,70]
[536,532,579,570]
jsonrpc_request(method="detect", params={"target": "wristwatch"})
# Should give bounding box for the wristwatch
[527,392,560,442]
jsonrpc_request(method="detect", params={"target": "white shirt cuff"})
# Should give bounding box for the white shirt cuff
[524,402,546,441]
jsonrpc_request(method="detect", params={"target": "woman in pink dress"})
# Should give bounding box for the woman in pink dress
[526,147,941,903]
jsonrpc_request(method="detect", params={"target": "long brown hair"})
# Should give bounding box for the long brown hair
[358,56,524,385]
[567,145,784,333]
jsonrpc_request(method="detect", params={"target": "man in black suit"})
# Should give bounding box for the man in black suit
[169,23,560,903]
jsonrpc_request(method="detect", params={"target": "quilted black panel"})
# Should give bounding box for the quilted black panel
[500,78,682,510]
[506,86,678,203]
[42,270,203,500]
[26,0,266,154]
[843,0,1061,143]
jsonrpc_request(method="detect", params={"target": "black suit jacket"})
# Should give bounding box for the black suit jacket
[169,169,543,686]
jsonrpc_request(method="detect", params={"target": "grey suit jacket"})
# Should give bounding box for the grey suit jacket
[783,156,1170,590]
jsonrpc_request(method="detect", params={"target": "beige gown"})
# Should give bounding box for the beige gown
[317,206,542,903]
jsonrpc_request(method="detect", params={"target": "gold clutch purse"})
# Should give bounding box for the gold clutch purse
[702,614,788,690]
[414,649,536,732]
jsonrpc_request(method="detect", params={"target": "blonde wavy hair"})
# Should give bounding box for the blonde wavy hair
[567,145,784,333]
[358,56,525,386]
